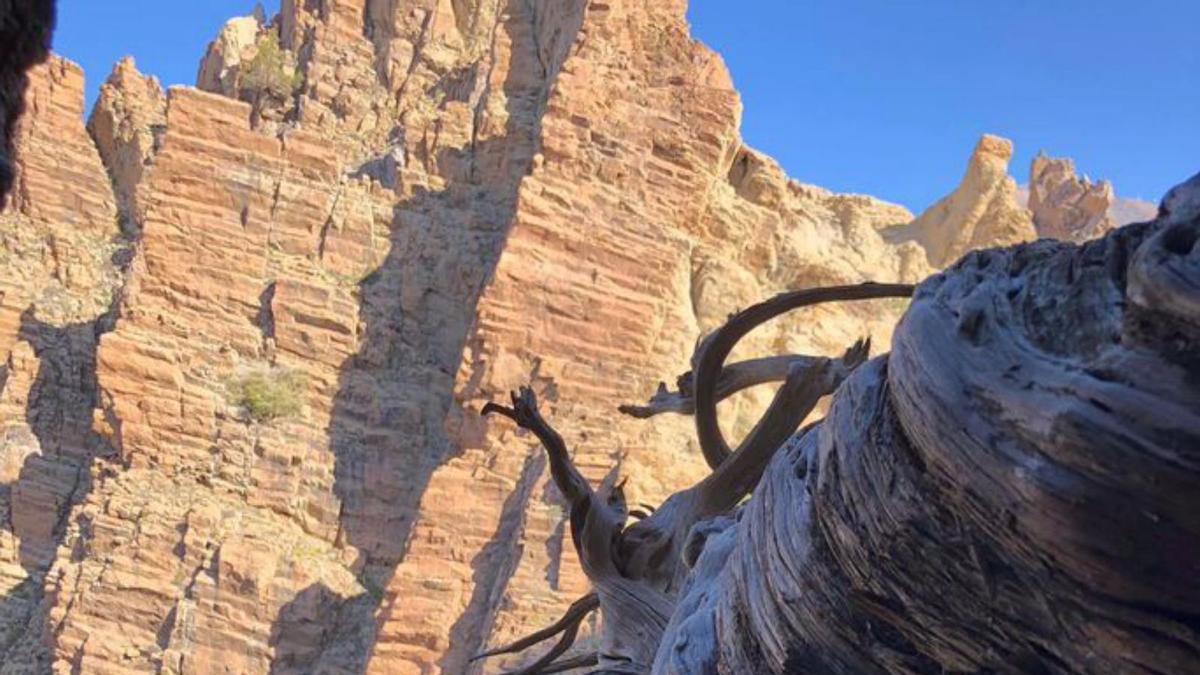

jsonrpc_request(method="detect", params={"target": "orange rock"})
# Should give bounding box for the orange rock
[0,3,1088,674]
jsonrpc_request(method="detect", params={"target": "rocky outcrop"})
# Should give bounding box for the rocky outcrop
[1027,151,1115,241]
[195,13,265,98]
[885,134,1037,267]
[87,56,166,226]
[0,2,1084,674]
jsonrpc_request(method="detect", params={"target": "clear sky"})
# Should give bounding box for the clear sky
[55,0,1197,212]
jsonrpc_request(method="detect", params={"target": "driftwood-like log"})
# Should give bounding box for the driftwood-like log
[654,175,1200,673]
[476,174,1200,674]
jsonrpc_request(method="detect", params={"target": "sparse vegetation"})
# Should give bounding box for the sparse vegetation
[230,366,307,422]
[240,31,300,101]
[885,296,911,314]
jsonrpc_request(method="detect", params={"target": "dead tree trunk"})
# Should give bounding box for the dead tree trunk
[477,173,1200,674]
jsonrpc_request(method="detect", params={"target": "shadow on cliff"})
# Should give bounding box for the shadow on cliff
[0,307,116,664]
[269,3,588,671]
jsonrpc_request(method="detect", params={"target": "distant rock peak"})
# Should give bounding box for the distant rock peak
[1028,152,1115,242]
[882,133,1036,268]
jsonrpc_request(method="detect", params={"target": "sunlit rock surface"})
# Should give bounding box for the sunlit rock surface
[0,2,1123,672]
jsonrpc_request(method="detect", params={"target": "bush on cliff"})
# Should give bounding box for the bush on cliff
[240,31,300,101]
[230,366,307,422]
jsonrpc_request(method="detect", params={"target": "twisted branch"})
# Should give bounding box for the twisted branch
[618,338,869,419]
[689,282,914,470]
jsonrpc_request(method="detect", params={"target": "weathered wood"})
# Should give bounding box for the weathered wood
[617,340,869,420]
[689,283,914,470]
[654,177,1200,673]
[469,592,599,665]
[481,352,842,671]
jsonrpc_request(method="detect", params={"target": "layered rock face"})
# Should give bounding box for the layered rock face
[87,56,167,226]
[0,54,126,671]
[0,2,1117,673]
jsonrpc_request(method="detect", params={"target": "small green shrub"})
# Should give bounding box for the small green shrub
[230,367,307,422]
[240,31,300,101]
[885,297,912,314]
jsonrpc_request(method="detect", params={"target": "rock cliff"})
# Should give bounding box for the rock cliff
[0,1,1136,673]
[0,0,56,205]
[0,54,126,672]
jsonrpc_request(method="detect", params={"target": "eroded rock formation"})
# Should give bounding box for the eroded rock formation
[0,1,1176,673]
[0,53,126,672]
[883,134,1037,268]
[87,56,166,226]
[1028,151,1115,242]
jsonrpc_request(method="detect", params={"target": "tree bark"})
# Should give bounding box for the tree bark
[654,175,1200,674]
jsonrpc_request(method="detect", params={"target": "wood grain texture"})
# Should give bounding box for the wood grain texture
[654,182,1200,673]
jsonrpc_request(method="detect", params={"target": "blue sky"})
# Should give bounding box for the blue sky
[55,0,1197,211]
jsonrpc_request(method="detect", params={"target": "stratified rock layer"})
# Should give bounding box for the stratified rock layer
[87,56,166,225]
[0,2,1090,673]
[0,54,125,673]
[0,0,55,205]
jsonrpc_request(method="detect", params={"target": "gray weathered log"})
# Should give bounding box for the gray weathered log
[654,175,1200,674]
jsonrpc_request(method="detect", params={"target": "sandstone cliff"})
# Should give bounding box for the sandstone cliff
[0,0,56,205]
[0,2,1103,673]
[0,54,126,671]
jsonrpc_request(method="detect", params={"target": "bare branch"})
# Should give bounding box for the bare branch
[483,389,626,585]
[483,387,592,506]
[471,592,600,663]
[531,652,599,673]
[695,358,832,516]
[500,599,593,674]
[618,338,870,419]
[691,282,913,470]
